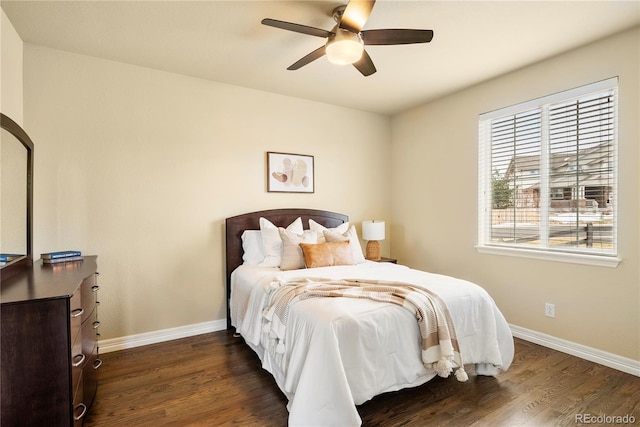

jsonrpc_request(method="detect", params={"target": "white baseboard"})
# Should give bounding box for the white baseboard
[98,320,639,377]
[98,319,227,353]
[510,324,640,377]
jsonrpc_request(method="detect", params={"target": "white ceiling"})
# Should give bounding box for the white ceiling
[2,0,639,115]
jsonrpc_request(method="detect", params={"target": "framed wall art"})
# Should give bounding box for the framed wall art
[267,152,314,193]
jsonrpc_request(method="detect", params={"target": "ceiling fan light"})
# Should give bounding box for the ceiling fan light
[326,30,364,65]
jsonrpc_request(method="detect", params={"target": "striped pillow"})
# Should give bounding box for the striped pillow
[279,228,317,270]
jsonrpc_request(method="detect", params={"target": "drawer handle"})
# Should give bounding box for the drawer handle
[93,320,101,329]
[94,358,103,370]
[72,353,86,368]
[74,403,87,421]
[92,285,100,292]
[71,308,84,318]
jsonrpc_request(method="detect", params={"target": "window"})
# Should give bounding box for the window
[478,78,619,266]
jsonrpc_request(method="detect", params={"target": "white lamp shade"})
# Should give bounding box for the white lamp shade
[362,221,385,241]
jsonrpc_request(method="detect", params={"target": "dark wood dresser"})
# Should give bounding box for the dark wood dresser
[1,256,101,426]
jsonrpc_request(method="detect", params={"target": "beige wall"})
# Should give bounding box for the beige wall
[390,27,640,360]
[1,8,22,122]
[23,45,391,339]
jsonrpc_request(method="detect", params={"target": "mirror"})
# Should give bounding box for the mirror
[0,113,34,278]
[2,128,27,253]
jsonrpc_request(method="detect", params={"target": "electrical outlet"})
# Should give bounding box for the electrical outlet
[545,303,555,318]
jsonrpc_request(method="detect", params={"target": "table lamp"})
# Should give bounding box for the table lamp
[362,220,385,261]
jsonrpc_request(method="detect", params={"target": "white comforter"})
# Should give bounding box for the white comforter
[230,261,514,427]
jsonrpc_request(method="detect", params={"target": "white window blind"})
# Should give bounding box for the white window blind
[478,78,618,265]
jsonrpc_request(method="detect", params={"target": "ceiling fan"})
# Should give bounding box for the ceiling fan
[261,0,434,76]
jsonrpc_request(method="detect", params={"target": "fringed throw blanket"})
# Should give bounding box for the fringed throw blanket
[262,277,468,382]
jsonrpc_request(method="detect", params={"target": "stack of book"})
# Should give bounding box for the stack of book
[41,250,83,264]
[0,254,23,265]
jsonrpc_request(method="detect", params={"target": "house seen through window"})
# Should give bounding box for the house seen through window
[478,78,618,265]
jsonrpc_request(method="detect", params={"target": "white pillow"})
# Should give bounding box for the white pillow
[323,225,367,264]
[241,230,265,265]
[309,219,350,243]
[259,217,303,267]
[279,228,317,270]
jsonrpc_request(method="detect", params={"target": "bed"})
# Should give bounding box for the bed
[225,208,514,426]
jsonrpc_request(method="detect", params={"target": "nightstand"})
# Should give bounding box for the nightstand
[377,257,397,264]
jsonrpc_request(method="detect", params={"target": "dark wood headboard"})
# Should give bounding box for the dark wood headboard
[225,208,349,329]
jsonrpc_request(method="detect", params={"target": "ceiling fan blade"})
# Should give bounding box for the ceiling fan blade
[361,29,434,45]
[339,0,376,33]
[261,18,333,38]
[353,50,376,76]
[287,46,327,70]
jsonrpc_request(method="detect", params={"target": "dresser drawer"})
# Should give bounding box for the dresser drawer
[81,304,100,410]
[70,289,83,344]
[72,373,86,427]
[83,342,101,412]
[70,331,84,397]
[81,309,99,356]
[80,274,98,322]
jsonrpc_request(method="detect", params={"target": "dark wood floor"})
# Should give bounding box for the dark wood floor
[85,331,640,426]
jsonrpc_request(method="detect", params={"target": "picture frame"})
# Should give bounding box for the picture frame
[267,151,314,193]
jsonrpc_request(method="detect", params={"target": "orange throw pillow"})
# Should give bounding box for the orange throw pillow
[299,241,355,268]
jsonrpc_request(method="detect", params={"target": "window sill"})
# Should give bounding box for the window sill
[475,245,621,268]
